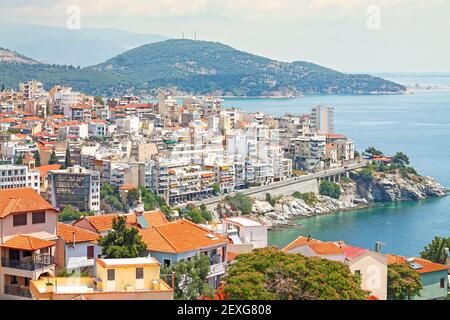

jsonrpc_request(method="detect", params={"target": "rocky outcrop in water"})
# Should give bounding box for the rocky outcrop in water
[356,173,448,202]
[246,172,448,228]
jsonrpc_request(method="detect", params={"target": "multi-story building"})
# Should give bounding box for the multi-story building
[0,188,59,300]
[311,105,334,134]
[0,164,40,193]
[48,166,100,213]
[30,257,174,300]
[290,134,326,171]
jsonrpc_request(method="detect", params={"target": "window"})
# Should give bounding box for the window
[136,268,144,280]
[23,251,32,258]
[87,246,94,260]
[32,212,46,224]
[163,259,171,268]
[354,270,361,277]
[13,214,27,227]
[440,278,446,289]
[107,269,115,281]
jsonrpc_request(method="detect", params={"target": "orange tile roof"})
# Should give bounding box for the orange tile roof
[142,211,169,227]
[0,188,58,218]
[36,164,62,177]
[1,235,55,251]
[282,236,345,255]
[119,184,138,191]
[386,254,407,265]
[283,236,320,251]
[79,214,135,233]
[57,222,100,243]
[227,251,240,262]
[309,242,344,255]
[139,219,227,254]
[386,254,449,274]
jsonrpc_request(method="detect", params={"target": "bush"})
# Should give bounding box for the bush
[319,180,341,199]
[265,193,282,206]
[292,192,318,206]
[225,193,254,215]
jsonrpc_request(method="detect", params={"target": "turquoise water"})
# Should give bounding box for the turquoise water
[223,85,450,257]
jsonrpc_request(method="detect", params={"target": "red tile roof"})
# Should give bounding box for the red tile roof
[57,222,99,243]
[282,236,320,251]
[386,254,450,274]
[0,235,55,251]
[0,188,58,218]
[343,245,369,260]
[139,219,227,254]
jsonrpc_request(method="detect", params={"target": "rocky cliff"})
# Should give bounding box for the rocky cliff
[246,172,448,228]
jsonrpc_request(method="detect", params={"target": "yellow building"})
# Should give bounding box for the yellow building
[30,257,173,300]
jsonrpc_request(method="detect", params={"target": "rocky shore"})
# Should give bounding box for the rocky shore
[245,172,448,229]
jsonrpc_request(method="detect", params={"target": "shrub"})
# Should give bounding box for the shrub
[319,180,341,199]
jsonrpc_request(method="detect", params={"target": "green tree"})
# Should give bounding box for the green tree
[180,204,213,224]
[48,150,58,165]
[34,150,41,167]
[420,237,450,264]
[224,193,254,215]
[94,96,105,105]
[365,147,383,157]
[319,180,341,199]
[387,263,422,300]
[15,155,24,165]
[127,188,140,207]
[393,152,410,167]
[98,216,147,259]
[212,183,221,196]
[64,148,72,169]
[58,205,95,222]
[163,255,214,300]
[223,248,368,300]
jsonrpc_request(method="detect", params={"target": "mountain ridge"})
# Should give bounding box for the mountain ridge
[0,39,406,96]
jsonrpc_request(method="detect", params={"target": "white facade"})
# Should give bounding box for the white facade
[0,165,40,193]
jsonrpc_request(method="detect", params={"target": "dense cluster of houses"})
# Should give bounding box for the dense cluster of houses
[1,80,446,301]
[0,81,355,208]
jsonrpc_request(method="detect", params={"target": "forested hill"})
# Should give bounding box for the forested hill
[0,40,406,96]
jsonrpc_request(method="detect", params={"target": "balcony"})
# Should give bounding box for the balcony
[208,262,227,278]
[1,255,55,271]
[4,285,32,299]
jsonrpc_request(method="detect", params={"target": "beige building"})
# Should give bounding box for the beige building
[30,257,173,300]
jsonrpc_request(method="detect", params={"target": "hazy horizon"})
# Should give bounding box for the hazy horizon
[1,0,449,73]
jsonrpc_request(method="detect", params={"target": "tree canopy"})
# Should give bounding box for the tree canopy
[319,180,341,199]
[98,216,147,259]
[163,255,214,300]
[420,236,450,265]
[223,248,368,300]
[387,263,422,300]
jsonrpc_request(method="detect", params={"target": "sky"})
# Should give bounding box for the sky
[1,0,449,73]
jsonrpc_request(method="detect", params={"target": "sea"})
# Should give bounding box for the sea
[222,73,450,257]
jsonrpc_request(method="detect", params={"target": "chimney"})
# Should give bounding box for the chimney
[307,235,312,242]
[72,231,76,248]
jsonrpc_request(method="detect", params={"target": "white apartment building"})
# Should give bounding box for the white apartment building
[311,105,335,134]
[0,165,40,193]
[290,134,326,171]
